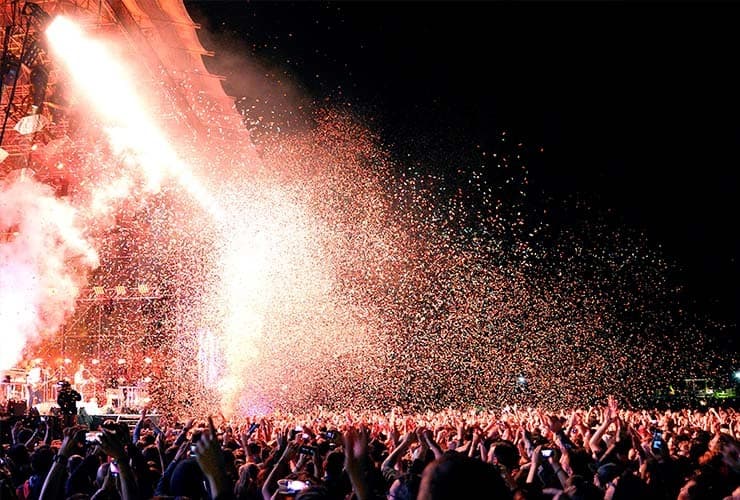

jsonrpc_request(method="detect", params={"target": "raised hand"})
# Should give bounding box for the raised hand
[418,427,443,459]
[548,414,563,434]
[59,425,87,458]
[389,418,400,447]
[343,425,372,500]
[606,395,619,422]
[192,416,231,499]
[344,425,369,470]
[194,416,225,479]
[173,440,190,462]
[276,425,290,451]
[98,427,128,462]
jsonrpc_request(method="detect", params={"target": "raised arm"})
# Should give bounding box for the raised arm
[381,431,416,475]
[98,424,139,500]
[195,416,234,500]
[40,426,86,500]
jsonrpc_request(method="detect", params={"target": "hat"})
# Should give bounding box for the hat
[596,462,621,487]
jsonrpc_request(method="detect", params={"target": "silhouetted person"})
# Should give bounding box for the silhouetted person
[56,381,81,427]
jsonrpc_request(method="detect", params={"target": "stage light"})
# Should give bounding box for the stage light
[144,357,152,364]
[91,359,100,365]
[138,284,149,295]
[117,358,126,365]
[734,370,740,381]
[0,148,8,163]
[115,285,126,296]
[63,358,71,364]
[14,114,49,135]
[21,40,43,67]
[93,286,105,297]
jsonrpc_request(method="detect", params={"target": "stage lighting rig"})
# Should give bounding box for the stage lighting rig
[21,2,51,30]
[21,36,43,67]
[0,1,54,150]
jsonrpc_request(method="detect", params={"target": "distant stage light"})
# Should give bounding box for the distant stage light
[117,358,126,365]
[734,370,740,381]
[14,114,49,135]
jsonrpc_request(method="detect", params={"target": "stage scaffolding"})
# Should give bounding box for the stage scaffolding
[1,0,254,172]
[2,0,255,414]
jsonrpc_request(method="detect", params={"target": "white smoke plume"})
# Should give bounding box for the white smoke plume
[0,173,99,371]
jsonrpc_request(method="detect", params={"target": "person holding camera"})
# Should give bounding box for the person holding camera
[56,381,81,428]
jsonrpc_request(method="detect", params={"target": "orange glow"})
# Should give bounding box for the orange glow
[45,16,221,217]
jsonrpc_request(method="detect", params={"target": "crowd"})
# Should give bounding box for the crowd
[1,395,738,500]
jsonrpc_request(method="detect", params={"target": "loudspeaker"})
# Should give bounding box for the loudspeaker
[8,400,27,416]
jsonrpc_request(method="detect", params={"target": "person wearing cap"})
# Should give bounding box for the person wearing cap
[56,381,81,427]
[594,462,622,491]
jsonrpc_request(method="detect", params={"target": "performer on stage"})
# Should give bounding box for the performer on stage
[1,374,12,404]
[56,380,81,427]
[73,363,92,401]
[26,360,44,409]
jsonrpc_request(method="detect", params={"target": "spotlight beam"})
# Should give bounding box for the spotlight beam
[45,16,222,218]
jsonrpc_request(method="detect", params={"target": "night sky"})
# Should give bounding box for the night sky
[185,1,737,333]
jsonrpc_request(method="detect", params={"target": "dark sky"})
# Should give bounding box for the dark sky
[185,1,737,328]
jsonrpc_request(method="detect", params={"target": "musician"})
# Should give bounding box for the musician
[73,363,92,400]
[26,360,44,408]
[56,380,81,427]
[1,374,12,405]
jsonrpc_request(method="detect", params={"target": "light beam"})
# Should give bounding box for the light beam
[45,16,221,217]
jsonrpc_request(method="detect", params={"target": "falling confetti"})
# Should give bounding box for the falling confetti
[2,14,733,419]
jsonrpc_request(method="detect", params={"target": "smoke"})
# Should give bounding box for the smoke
[0,174,98,371]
